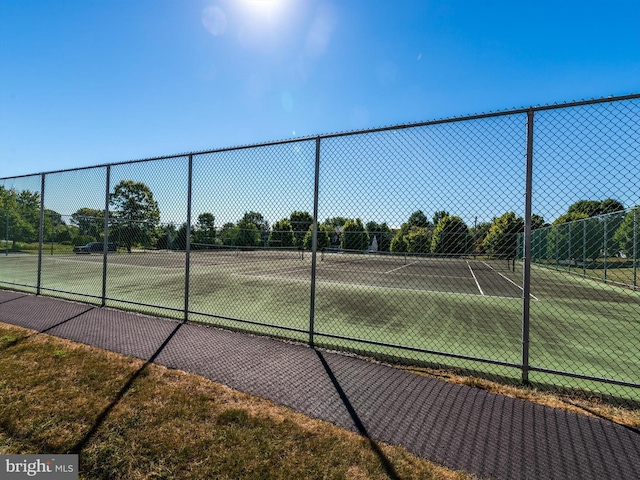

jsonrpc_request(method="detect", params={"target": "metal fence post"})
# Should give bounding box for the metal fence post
[184,155,193,323]
[634,207,638,291]
[603,215,608,283]
[101,166,111,307]
[309,137,321,347]
[522,109,534,384]
[36,173,45,295]
[582,218,587,277]
[5,212,8,256]
[567,222,572,272]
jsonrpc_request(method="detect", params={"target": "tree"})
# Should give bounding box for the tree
[547,213,589,262]
[109,180,160,252]
[531,214,546,230]
[71,208,104,242]
[220,222,238,246]
[472,221,493,255]
[567,198,624,218]
[390,230,408,253]
[303,224,331,250]
[613,207,640,257]
[408,210,430,229]
[239,211,268,246]
[289,211,313,248]
[157,223,178,250]
[482,212,523,259]
[600,198,625,215]
[432,211,449,227]
[340,219,369,251]
[194,213,216,245]
[431,216,470,255]
[323,217,349,247]
[366,221,392,252]
[405,227,431,253]
[269,219,295,248]
[0,187,41,248]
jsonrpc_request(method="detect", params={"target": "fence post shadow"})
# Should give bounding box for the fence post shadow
[314,349,402,480]
[69,320,185,455]
[0,303,94,351]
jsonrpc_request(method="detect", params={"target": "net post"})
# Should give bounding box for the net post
[101,166,111,307]
[184,154,193,323]
[36,173,45,295]
[521,109,534,385]
[309,137,321,347]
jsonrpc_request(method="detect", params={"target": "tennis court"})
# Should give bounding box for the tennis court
[238,253,529,299]
[1,249,639,400]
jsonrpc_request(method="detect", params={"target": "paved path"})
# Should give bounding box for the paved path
[1,289,638,479]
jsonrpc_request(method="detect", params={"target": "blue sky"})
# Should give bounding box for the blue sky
[1,0,639,225]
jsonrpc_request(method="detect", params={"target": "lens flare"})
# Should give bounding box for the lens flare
[202,6,227,36]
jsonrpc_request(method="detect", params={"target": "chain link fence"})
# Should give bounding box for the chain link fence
[1,94,639,403]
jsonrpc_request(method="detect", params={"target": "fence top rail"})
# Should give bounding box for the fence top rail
[2,92,639,181]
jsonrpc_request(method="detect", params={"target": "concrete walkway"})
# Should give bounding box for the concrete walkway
[1,289,638,480]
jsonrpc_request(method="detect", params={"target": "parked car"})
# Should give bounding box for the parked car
[73,242,117,254]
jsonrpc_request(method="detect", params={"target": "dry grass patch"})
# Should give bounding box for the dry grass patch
[0,323,472,479]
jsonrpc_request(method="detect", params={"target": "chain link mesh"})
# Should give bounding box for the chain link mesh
[0,96,638,403]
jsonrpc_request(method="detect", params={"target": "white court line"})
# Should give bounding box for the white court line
[384,261,419,274]
[481,261,540,301]
[467,261,485,296]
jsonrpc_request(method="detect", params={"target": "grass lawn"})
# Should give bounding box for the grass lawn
[0,322,472,480]
[1,251,639,401]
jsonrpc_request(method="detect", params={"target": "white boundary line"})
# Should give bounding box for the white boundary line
[467,261,485,296]
[384,261,418,273]
[481,261,540,301]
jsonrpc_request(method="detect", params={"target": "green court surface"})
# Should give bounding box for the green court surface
[1,250,638,400]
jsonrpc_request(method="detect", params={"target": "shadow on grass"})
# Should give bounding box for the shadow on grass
[69,321,184,455]
[314,349,401,480]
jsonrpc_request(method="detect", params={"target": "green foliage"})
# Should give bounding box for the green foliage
[289,211,313,248]
[340,219,369,251]
[472,221,493,254]
[567,198,624,217]
[0,186,41,248]
[405,227,432,253]
[482,212,522,258]
[432,211,449,227]
[71,208,104,241]
[613,208,640,256]
[220,222,238,247]
[109,181,160,252]
[193,213,216,245]
[407,210,430,228]
[431,215,470,255]
[269,219,295,248]
[238,212,268,246]
[156,223,178,250]
[390,230,408,253]
[531,214,546,230]
[303,224,331,250]
[365,221,392,251]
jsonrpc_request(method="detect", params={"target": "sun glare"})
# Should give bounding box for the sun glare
[240,0,287,18]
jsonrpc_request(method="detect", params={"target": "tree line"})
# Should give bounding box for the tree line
[2,182,637,259]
